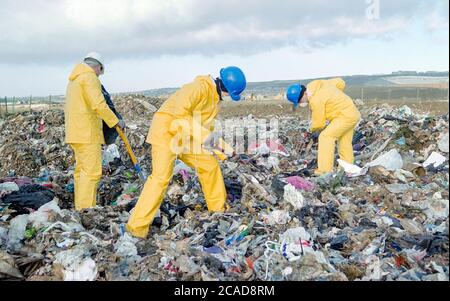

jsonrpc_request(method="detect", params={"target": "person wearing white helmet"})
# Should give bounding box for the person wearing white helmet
[83,52,105,76]
[65,52,125,211]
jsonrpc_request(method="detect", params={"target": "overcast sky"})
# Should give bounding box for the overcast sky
[0,0,448,96]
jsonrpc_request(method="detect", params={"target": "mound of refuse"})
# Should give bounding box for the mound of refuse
[0,103,448,281]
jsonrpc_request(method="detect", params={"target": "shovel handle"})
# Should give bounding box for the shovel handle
[115,126,138,165]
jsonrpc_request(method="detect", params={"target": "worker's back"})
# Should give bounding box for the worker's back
[149,76,220,146]
[65,64,106,144]
[307,78,360,123]
[158,75,219,119]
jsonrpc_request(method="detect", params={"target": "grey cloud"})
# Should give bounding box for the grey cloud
[0,0,447,64]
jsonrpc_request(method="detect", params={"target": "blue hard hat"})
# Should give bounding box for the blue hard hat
[220,66,247,101]
[286,84,306,108]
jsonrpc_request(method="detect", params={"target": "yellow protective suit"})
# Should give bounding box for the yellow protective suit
[70,143,102,211]
[126,76,231,238]
[65,64,119,210]
[307,78,361,174]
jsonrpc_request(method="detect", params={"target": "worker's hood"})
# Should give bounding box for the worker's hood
[194,75,219,98]
[328,78,346,91]
[307,80,323,96]
[195,75,215,89]
[69,63,96,81]
[307,78,346,96]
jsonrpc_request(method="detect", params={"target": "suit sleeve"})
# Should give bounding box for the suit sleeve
[83,75,119,128]
[310,97,327,132]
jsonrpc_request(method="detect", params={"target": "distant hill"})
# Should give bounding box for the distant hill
[134,71,449,100]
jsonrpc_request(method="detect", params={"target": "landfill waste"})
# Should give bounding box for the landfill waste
[0,184,56,215]
[0,251,24,279]
[28,200,61,228]
[385,184,411,194]
[284,176,314,192]
[283,184,305,210]
[7,214,28,251]
[264,210,292,226]
[438,133,449,153]
[54,246,98,281]
[103,144,121,168]
[337,160,364,177]
[367,149,404,171]
[0,101,448,281]
[0,182,19,193]
[423,152,447,169]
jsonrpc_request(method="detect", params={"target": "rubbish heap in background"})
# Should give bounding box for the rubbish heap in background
[0,101,448,281]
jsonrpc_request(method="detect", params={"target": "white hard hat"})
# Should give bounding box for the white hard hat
[84,52,104,67]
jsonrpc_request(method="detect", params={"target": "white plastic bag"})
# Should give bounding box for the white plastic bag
[7,214,28,250]
[264,210,291,225]
[423,152,447,168]
[367,149,403,171]
[54,246,97,281]
[283,184,305,210]
[438,133,449,153]
[102,144,120,166]
[338,159,364,177]
[28,199,61,228]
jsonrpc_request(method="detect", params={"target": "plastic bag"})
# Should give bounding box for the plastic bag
[28,199,61,229]
[283,184,305,210]
[102,144,120,167]
[0,182,19,192]
[264,210,291,225]
[285,176,314,191]
[438,133,449,153]
[115,233,139,259]
[367,149,403,171]
[7,214,28,250]
[54,246,97,281]
[423,152,447,168]
[338,159,364,177]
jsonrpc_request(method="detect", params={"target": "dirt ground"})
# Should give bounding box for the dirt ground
[219,99,449,118]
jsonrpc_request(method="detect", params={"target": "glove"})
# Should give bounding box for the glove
[311,131,320,143]
[203,132,220,149]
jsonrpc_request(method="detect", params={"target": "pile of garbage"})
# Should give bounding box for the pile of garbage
[0,102,448,281]
[0,95,163,178]
[0,110,73,178]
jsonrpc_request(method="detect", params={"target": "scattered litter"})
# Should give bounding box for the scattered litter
[283,184,305,210]
[285,176,314,191]
[423,152,447,168]
[54,246,97,281]
[264,210,291,226]
[0,100,448,281]
[438,133,449,153]
[385,184,411,194]
[367,149,403,171]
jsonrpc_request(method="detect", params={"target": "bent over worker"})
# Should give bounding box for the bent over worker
[286,78,361,175]
[65,52,125,211]
[126,66,247,238]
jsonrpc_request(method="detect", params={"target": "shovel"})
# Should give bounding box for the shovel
[115,126,147,182]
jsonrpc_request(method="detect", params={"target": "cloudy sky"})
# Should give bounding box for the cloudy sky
[0,0,448,96]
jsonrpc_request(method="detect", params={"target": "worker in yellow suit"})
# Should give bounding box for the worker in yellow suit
[286,78,361,175]
[126,66,247,238]
[65,52,125,211]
